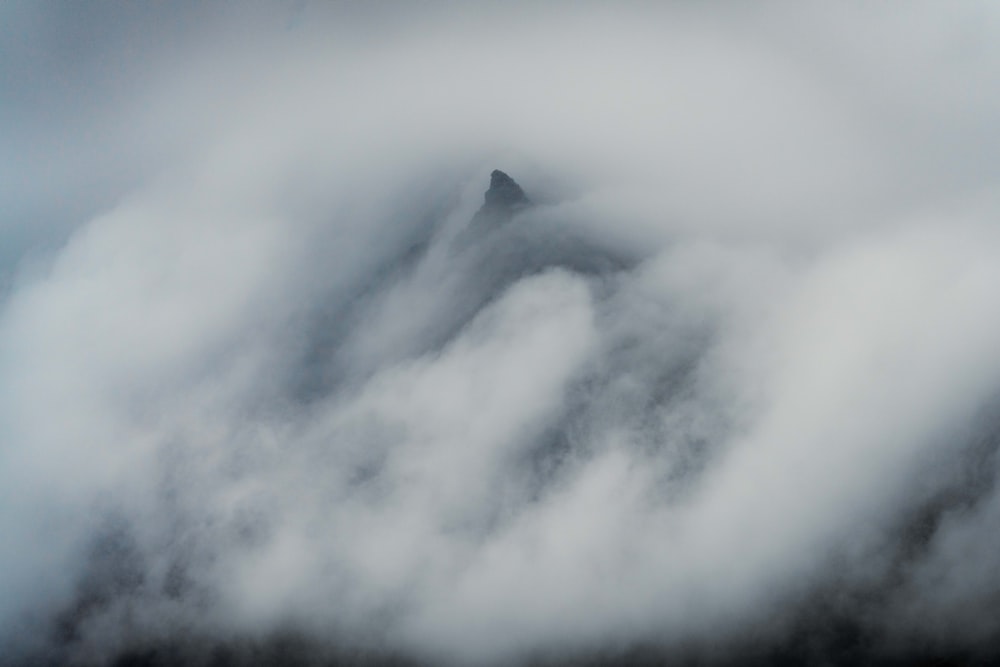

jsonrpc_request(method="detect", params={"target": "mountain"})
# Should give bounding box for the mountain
[470,169,531,230]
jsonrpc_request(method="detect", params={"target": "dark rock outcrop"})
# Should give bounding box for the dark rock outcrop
[470,169,530,230]
[484,169,529,210]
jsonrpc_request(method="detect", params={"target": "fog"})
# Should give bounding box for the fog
[4,3,1000,665]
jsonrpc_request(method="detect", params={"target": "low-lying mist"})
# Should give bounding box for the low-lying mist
[4,3,1000,665]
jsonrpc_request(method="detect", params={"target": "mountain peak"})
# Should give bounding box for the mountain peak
[484,169,529,210]
[464,169,531,236]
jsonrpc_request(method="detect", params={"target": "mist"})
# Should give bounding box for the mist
[4,3,1000,665]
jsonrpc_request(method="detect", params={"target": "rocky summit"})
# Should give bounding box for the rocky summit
[470,169,531,230]
[484,169,529,210]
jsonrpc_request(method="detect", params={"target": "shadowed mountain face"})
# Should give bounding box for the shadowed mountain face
[483,170,529,212]
[468,169,532,232]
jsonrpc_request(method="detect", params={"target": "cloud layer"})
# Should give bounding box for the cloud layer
[4,3,1000,665]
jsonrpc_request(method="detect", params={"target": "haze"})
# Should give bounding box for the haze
[3,3,1000,665]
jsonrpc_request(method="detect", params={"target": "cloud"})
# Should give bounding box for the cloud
[3,3,1000,665]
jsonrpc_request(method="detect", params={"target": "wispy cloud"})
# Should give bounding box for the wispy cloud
[3,3,1000,664]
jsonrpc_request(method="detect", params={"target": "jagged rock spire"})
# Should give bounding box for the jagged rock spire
[470,169,530,231]
[484,169,529,210]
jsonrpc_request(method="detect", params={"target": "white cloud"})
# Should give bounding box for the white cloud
[3,3,1000,664]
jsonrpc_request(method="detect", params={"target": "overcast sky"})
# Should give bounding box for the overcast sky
[4,3,1000,665]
